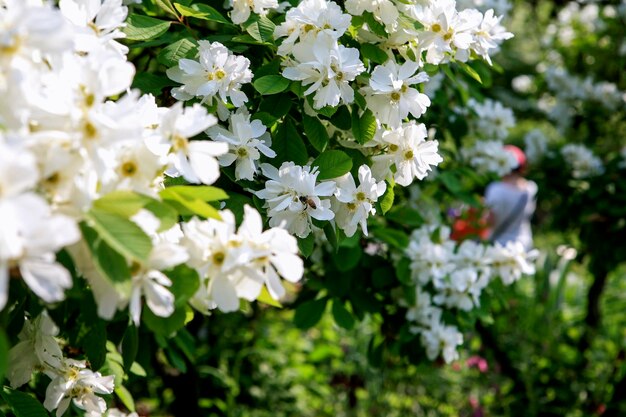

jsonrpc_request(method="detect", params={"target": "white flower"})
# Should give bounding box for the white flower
[0,143,79,309]
[420,321,463,363]
[461,139,518,176]
[255,162,336,238]
[345,0,399,27]
[7,311,64,388]
[0,0,74,65]
[182,206,304,312]
[363,60,430,128]
[283,34,364,109]
[159,102,228,185]
[206,108,276,180]
[274,0,351,56]
[44,359,115,417]
[561,143,604,179]
[471,9,513,64]
[227,0,279,24]
[333,165,386,237]
[486,241,537,285]
[237,205,304,300]
[412,0,482,64]
[469,98,516,140]
[372,121,443,186]
[166,41,252,113]
[59,0,129,55]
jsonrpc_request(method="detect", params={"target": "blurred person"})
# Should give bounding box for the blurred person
[485,145,537,250]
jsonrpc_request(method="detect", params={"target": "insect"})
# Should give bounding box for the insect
[299,195,317,209]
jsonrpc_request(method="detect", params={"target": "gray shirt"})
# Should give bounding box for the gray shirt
[485,180,537,250]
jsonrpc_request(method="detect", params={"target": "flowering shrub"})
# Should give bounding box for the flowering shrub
[0,0,531,415]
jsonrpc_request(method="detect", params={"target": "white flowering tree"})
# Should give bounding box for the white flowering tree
[0,0,537,415]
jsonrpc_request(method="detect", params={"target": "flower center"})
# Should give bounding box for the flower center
[404,150,414,160]
[212,251,225,265]
[120,160,138,177]
[356,191,367,202]
[236,147,249,158]
[431,23,442,33]
[389,144,399,152]
[390,91,401,102]
[83,121,98,140]
[172,134,188,152]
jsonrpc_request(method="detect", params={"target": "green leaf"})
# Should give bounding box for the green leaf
[363,12,388,38]
[360,43,388,64]
[332,300,355,330]
[160,186,226,220]
[155,0,179,18]
[86,209,153,263]
[386,206,424,227]
[121,324,139,371]
[395,257,412,285]
[259,94,292,120]
[379,181,394,214]
[253,75,290,95]
[162,185,228,202]
[79,318,107,370]
[92,190,152,218]
[132,72,176,95]
[166,265,200,307]
[246,15,275,43]
[297,234,315,258]
[351,107,377,144]
[367,336,384,368]
[316,104,338,118]
[329,106,352,130]
[302,115,329,153]
[157,38,196,67]
[123,14,171,41]
[115,385,136,413]
[0,329,8,383]
[457,61,482,84]
[1,387,49,417]
[174,3,231,24]
[143,305,189,337]
[93,191,178,232]
[272,118,308,166]
[331,246,362,272]
[439,171,463,193]
[79,222,132,295]
[372,228,409,250]
[312,150,353,180]
[257,287,282,308]
[294,298,328,329]
[323,222,338,252]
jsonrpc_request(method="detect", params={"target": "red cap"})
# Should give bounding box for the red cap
[504,145,527,171]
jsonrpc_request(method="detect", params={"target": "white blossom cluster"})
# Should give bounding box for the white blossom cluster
[255,162,386,238]
[166,40,253,120]
[544,66,624,111]
[0,0,304,333]
[560,144,605,179]
[7,311,115,417]
[545,2,604,47]
[467,98,516,140]
[461,140,518,176]
[182,205,303,313]
[226,0,514,235]
[403,224,537,363]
